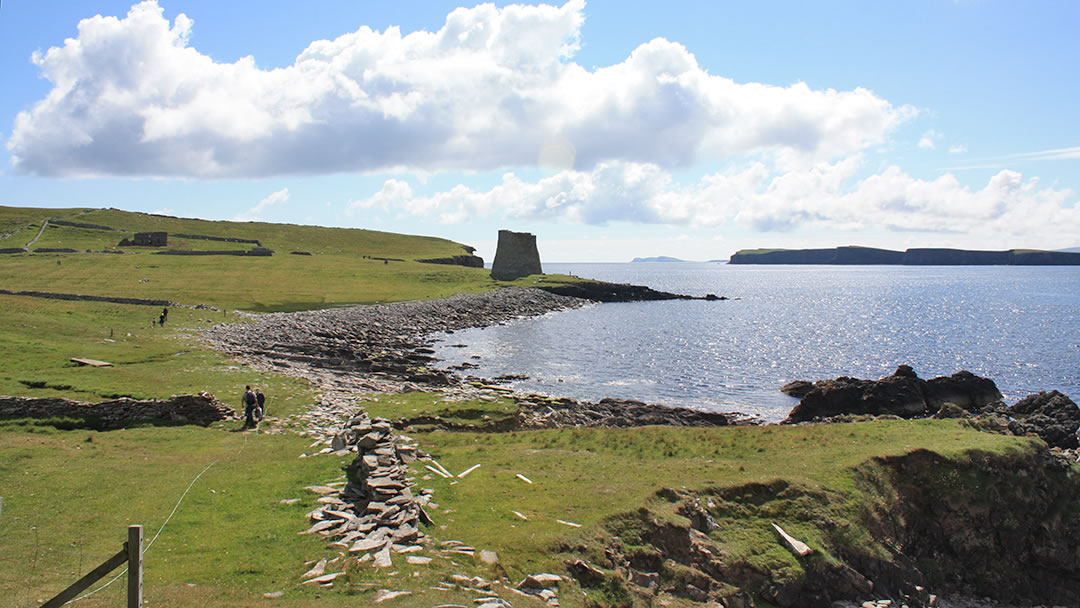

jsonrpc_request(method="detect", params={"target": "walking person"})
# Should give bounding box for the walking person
[255,388,266,421]
[241,385,258,428]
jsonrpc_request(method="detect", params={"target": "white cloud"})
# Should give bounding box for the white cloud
[234,187,289,221]
[8,0,908,177]
[353,158,1080,248]
[918,129,939,149]
[949,144,967,154]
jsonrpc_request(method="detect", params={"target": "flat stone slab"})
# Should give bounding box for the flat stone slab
[71,357,112,367]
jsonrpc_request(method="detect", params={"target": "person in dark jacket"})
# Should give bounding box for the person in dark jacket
[255,388,266,421]
[242,385,258,428]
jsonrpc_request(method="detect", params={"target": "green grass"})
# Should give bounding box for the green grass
[358,391,520,430]
[0,415,1042,607]
[0,294,315,411]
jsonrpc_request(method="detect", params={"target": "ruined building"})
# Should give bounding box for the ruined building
[490,230,542,279]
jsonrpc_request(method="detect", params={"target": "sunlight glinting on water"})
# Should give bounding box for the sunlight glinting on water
[432,263,1080,422]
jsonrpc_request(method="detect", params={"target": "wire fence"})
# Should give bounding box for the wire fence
[1,460,215,607]
[0,514,128,608]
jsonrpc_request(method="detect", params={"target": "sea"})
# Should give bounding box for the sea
[431,263,1080,423]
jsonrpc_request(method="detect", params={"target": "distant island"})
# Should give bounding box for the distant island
[729,246,1080,265]
[630,256,687,263]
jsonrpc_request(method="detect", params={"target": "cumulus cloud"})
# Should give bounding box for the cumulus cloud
[8,0,908,177]
[352,158,1080,247]
[949,144,967,154]
[234,187,289,221]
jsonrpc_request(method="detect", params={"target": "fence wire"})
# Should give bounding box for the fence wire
[1,459,217,607]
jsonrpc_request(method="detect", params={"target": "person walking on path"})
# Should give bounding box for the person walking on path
[242,385,258,428]
[160,307,168,325]
[255,388,266,421]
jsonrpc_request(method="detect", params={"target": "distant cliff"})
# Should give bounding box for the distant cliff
[729,246,1080,265]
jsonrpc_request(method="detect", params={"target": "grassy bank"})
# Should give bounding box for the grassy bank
[0,407,1042,607]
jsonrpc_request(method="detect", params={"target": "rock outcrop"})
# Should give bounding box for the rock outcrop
[0,392,234,429]
[783,366,1002,423]
[1001,390,1080,448]
[490,230,542,279]
[537,281,726,302]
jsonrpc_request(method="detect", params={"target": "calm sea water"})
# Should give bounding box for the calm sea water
[431,263,1080,422]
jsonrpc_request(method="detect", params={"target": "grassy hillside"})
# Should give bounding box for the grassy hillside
[0,205,538,403]
[0,206,1072,607]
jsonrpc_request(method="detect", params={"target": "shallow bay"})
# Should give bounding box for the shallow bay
[433,263,1080,422]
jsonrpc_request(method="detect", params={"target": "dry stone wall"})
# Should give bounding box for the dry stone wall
[0,392,235,429]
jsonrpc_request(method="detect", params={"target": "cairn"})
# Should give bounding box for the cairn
[301,410,432,569]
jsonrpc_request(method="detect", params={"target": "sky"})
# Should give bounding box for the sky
[2,1,1079,263]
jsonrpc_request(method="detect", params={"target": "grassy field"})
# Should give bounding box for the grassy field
[0,206,1062,607]
[0,407,1040,608]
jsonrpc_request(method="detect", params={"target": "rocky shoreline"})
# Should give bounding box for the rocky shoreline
[201,286,749,428]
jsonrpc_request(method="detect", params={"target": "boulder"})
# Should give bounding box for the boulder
[1005,391,1080,449]
[925,370,1002,410]
[784,366,1002,423]
[779,380,815,398]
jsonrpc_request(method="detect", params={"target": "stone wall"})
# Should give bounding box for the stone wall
[173,233,262,246]
[0,392,235,429]
[0,288,218,310]
[153,247,272,256]
[50,220,118,231]
[418,255,484,268]
[490,230,542,279]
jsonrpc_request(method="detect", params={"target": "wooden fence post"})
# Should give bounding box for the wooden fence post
[40,524,143,608]
[127,525,143,608]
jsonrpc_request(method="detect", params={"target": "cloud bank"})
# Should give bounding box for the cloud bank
[351,160,1080,248]
[9,0,906,177]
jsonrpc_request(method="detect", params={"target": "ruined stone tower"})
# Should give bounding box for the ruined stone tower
[490,230,542,279]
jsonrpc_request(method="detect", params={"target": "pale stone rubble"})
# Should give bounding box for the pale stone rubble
[288,390,565,607]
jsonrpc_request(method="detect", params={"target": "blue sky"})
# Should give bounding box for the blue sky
[2,1,1078,262]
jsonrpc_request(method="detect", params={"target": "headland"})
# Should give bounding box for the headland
[729,245,1080,265]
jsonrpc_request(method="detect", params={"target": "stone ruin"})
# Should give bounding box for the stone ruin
[490,230,542,279]
[118,231,168,247]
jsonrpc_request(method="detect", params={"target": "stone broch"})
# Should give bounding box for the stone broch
[490,229,542,279]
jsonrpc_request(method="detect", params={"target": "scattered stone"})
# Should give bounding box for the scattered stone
[772,523,813,557]
[373,589,412,603]
[406,556,433,565]
[301,571,345,585]
[263,591,284,599]
[519,573,563,590]
[458,464,481,478]
[373,545,393,568]
[301,558,328,579]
